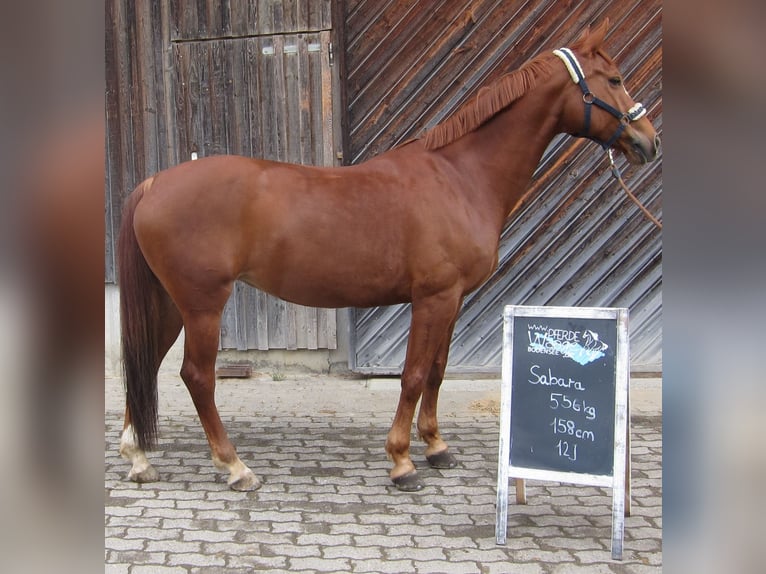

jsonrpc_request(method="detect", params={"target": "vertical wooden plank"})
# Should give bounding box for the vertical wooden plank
[220,288,238,349]
[173,42,192,160]
[105,0,120,282]
[242,284,260,350]
[282,34,302,163]
[321,0,333,30]
[317,308,336,350]
[196,42,213,156]
[246,0,260,36]
[159,0,178,168]
[228,0,247,37]
[179,0,199,40]
[195,0,208,36]
[135,1,159,177]
[224,37,249,155]
[204,0,225,37]
[245,37,262,158]
[167,0,181,41]
[307,0,332,31]
[295,0,308,30]
[268,296,288,349]
[257,0,275,35]
[254,290,269,350]
[208,40,228,155]
[219,0,232,36]
[257,35,281,160]
[281,0,297,33]
[233,282,247,351]
[271,0,285,34]
[120,0,140,198]
[298,33,315,165]
[319,29,335,169]
[306,31,323,166]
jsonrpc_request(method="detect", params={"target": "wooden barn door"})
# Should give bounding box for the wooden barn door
[170,2,340,350]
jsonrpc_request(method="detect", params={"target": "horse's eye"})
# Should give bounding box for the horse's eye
[609,76,622,86]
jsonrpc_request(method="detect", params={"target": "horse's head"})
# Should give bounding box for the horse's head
[555,20,660,165]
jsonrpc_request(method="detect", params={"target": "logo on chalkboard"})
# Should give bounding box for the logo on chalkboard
[526,324,609,365]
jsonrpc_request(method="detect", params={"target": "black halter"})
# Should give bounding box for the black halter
[553,48,647,149]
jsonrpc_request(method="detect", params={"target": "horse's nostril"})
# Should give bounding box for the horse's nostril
[653,134,661,154]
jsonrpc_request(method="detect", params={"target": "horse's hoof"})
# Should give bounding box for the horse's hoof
[426,448,458,469]
[128,464,159,483]
[229,470,262,492]
[391,471,424,492]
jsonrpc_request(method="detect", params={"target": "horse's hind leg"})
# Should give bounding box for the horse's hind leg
[180,312,260,491]
[120,292,183,482]
[121,414,159,483]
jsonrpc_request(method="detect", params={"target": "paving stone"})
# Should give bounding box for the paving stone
[413,560,481,573]
[483,562,545,574]
[383,545,447,561]
[349,558,415,573]
[131,567,188,574]
[166,552,227,567]
[289,556,352,571]
[104,537,145,552]
[323,544,382,560]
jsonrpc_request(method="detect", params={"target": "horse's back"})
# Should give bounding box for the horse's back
[130,151,498,309]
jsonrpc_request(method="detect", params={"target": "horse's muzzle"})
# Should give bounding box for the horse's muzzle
[628,131,660,164]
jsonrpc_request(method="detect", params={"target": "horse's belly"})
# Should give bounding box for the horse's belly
[239,262,410,309]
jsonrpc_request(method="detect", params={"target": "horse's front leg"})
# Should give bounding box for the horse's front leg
[416,309,461,470]
[385,291,462,491]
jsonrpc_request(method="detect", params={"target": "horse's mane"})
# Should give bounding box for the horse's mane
[423,53,557,151]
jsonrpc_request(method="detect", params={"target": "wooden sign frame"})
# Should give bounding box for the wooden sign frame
[495,305,630,560]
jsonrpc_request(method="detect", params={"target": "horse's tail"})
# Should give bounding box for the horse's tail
[117,177,162,451]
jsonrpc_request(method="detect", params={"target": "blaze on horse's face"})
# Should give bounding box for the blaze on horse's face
[565,21,661,165]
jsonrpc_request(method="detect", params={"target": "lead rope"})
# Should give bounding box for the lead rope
[607,149,662,231]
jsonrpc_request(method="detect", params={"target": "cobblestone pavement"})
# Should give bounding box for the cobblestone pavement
[105,375,661,573]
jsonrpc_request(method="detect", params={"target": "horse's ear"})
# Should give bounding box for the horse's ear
[574,18,610,55]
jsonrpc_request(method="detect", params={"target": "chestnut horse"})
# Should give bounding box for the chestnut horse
[118,21,659,492]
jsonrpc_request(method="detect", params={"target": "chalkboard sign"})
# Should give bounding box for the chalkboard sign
[495,306,629,560]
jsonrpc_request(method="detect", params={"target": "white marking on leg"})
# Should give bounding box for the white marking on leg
[212,454,261,491]
[119,425,159,482]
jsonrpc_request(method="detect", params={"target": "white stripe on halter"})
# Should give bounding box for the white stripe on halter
[627,102,647,121]
[552,48,585,84]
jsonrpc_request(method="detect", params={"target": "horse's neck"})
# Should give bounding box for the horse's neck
[437,82,565,222]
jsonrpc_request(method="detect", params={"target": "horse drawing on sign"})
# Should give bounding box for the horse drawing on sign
[118,20,660,491]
